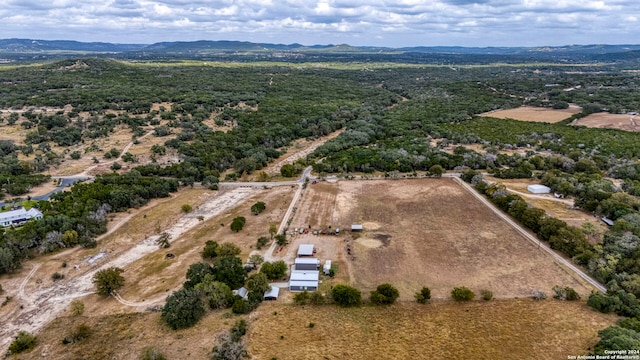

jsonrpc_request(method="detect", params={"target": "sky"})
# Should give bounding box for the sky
[0,0,638,47]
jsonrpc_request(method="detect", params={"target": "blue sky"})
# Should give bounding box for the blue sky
[0,0,638,47]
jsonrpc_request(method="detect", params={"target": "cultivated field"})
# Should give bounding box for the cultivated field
[289,178,595,300]
[481,105,581,123]
[572,112,640,132]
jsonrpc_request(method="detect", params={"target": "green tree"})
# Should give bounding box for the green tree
[594,326,640,354]
[213,256,246,289]
[218,243,241,257]
[162,288,205,330]
[194,274,234,309]
[256,236,269,249]
[69,300,85,316]
[451,286,475,301]
[415,287,431,304]
[8,331,37,354]
[210,332,248,360]
[249,254,264,267]
[280,164,296,177]
[260,260,287,280]
[331,284,362,307]
[184,262,215,288]
[92,267,125,296]
[429,164,445,177]
[370,283,399,305]
[251,201,266,215]
[275,234,288,246]
[201,240,220,260]
[245,273,270,301]
[293,290,310,305]
[230,217,246,232]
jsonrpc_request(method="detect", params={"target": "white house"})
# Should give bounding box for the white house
[0,207,43,227]
[294,257,320,271]
[289,270,319,292]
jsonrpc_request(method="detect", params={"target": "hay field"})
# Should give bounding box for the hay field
[481,106,581,123]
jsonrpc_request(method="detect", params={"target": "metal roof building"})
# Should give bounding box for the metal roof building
[351,224,363,231]
[527,184,551,194]
[289,270,319,292]
[297,244,315,257]
[264,286,280,301]
[294,257,320,271]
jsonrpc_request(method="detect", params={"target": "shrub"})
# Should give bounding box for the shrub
[140,346,166,360]
[70,151,81,160]
[553,286,581,301]
[256,236,269,249]
[370,283,399,305]
[201,240,220,260]
[62,324,91,344]
[230,319,247,342]
[275,234,287,246]
[532,290,547,301]
[8,331,37,354]
[52,272,65,281]
[210,332,247,360]
[156,232,171,249]
[92,267,125,296]
[451,287,475,301]
[181,204,193,213]
[232,298,250,314]
[331,284,362,307]
[251,201,266,215]
[69,300,85,316]
[481,290,493,301]
[293,291,310,305]
[110,162,122,171]
[415,287,431,304]
[309,291,325,305]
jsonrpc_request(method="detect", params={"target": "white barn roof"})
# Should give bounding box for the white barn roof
[351,224,363,231]
[290,270,319,281]
[297,244,314,256]
[289,280,318,288]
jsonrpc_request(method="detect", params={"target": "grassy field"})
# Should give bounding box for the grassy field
[12,300,617,360]
[480,106,581,123]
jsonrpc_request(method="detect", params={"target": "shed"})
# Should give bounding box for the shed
[601,217,615,226]
[289,270,319,292]
[351,224,363,232]
[264,286,280,301]
[294,257,320,271]
[527,184,551,194]
[233,287,248,299]
[297,244,315,257]
[323,260,332,275]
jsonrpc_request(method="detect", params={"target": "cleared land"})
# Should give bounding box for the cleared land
[12,300,617,360]
[481,105,581,123]
[289,178,594,300]
[572,112,640,132]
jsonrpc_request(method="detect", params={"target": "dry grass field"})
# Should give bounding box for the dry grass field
[290,179,595,300]
[12,300,617,360]
[572,112,640,132]
[481,105,581,123]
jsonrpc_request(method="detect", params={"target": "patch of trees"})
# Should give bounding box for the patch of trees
[369,283,399,305]
[250,201,266,215]
[331,284,362,307]
[92,267,125,296]
[230,217,246,232]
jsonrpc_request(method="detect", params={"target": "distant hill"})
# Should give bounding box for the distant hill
[1,38,639,63]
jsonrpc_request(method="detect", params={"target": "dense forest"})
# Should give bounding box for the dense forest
[1,57,640,351]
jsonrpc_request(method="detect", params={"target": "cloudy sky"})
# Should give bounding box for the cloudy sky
[0,0,638,47]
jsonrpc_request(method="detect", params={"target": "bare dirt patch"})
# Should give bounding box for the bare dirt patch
[481,105,581,123]
[572,112,640,132]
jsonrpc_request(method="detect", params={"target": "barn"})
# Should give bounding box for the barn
[527,184,551,194]
[264,286,280,301]
[294,257,320,271]
[297,244,315,257]
[289,270,319,292]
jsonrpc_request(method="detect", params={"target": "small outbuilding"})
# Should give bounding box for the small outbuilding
[527,184,551,194]
[602,217,615,227]
[264,286,280,301]
[351,224,363,232]
[297,244,315,257]
[323,260,332,275]
[294,257,320,271]
[233,287,248,299]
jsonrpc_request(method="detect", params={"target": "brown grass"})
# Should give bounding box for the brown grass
[248,300,617,360]
[481,106,581,123]
[572,112,640,132]
[288,179,596,300]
